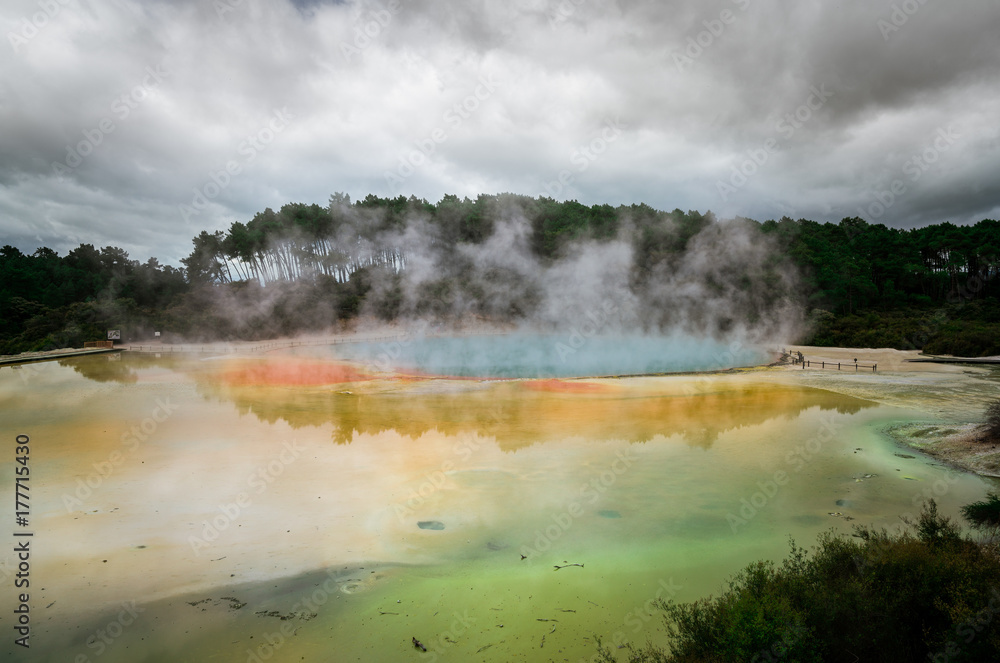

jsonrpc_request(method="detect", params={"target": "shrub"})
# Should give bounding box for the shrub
[597,500,1000,663]
[962,492,1000,531]
[981,399,1000,443]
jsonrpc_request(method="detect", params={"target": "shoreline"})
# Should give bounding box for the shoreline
[770,346,999,480]
[908,356,1000,365]
[884,422,1000,480]
[0,346,119,365]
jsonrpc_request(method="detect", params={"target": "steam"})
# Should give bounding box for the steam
[168,194,807,374]
[363,197,803,341]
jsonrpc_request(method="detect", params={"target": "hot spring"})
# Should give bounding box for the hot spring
[2,347,997,662]
[305,332,770,378]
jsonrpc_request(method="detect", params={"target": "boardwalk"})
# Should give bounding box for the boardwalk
[781,351,877,373]
[0,347,118,366]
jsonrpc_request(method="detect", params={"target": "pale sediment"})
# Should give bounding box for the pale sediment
[885,422,1000,479]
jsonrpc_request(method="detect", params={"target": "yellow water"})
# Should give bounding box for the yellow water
[0,353,996,662]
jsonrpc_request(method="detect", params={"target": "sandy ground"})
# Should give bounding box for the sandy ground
[782,345,980,373]
[775,345,1000,480]
[886,423,1000,478]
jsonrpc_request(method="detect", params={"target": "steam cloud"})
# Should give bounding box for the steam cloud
[171,194,806,374]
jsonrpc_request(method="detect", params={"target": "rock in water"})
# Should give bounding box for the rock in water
[417,521,445,530]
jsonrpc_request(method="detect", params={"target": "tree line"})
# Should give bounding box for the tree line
[1,192,998,354]
[0,244,186,352]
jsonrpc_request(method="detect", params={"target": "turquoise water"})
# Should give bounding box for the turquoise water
[325,333,768,377]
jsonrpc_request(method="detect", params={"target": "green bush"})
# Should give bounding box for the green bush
[962,492,1000,531]
[599,501,1000,663]
[981,400,1000,444]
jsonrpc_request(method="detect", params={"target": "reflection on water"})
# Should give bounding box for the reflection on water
[55,351,185,383]
[194,359,874,448]
[2,352,996,663]
[59,353,138,383]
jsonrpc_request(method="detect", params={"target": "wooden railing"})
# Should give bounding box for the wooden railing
[787,355,877,372]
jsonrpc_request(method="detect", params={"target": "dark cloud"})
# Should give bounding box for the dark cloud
[1,0,998,265]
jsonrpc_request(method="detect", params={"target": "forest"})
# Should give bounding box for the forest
[1,192,998,355]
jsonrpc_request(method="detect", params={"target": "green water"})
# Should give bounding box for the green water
[0,353,995,662]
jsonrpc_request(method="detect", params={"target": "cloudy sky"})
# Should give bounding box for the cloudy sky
[2,0,999,265]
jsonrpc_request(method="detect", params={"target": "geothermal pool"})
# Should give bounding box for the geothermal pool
[308,333,770,378]
[1,349,997,662]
